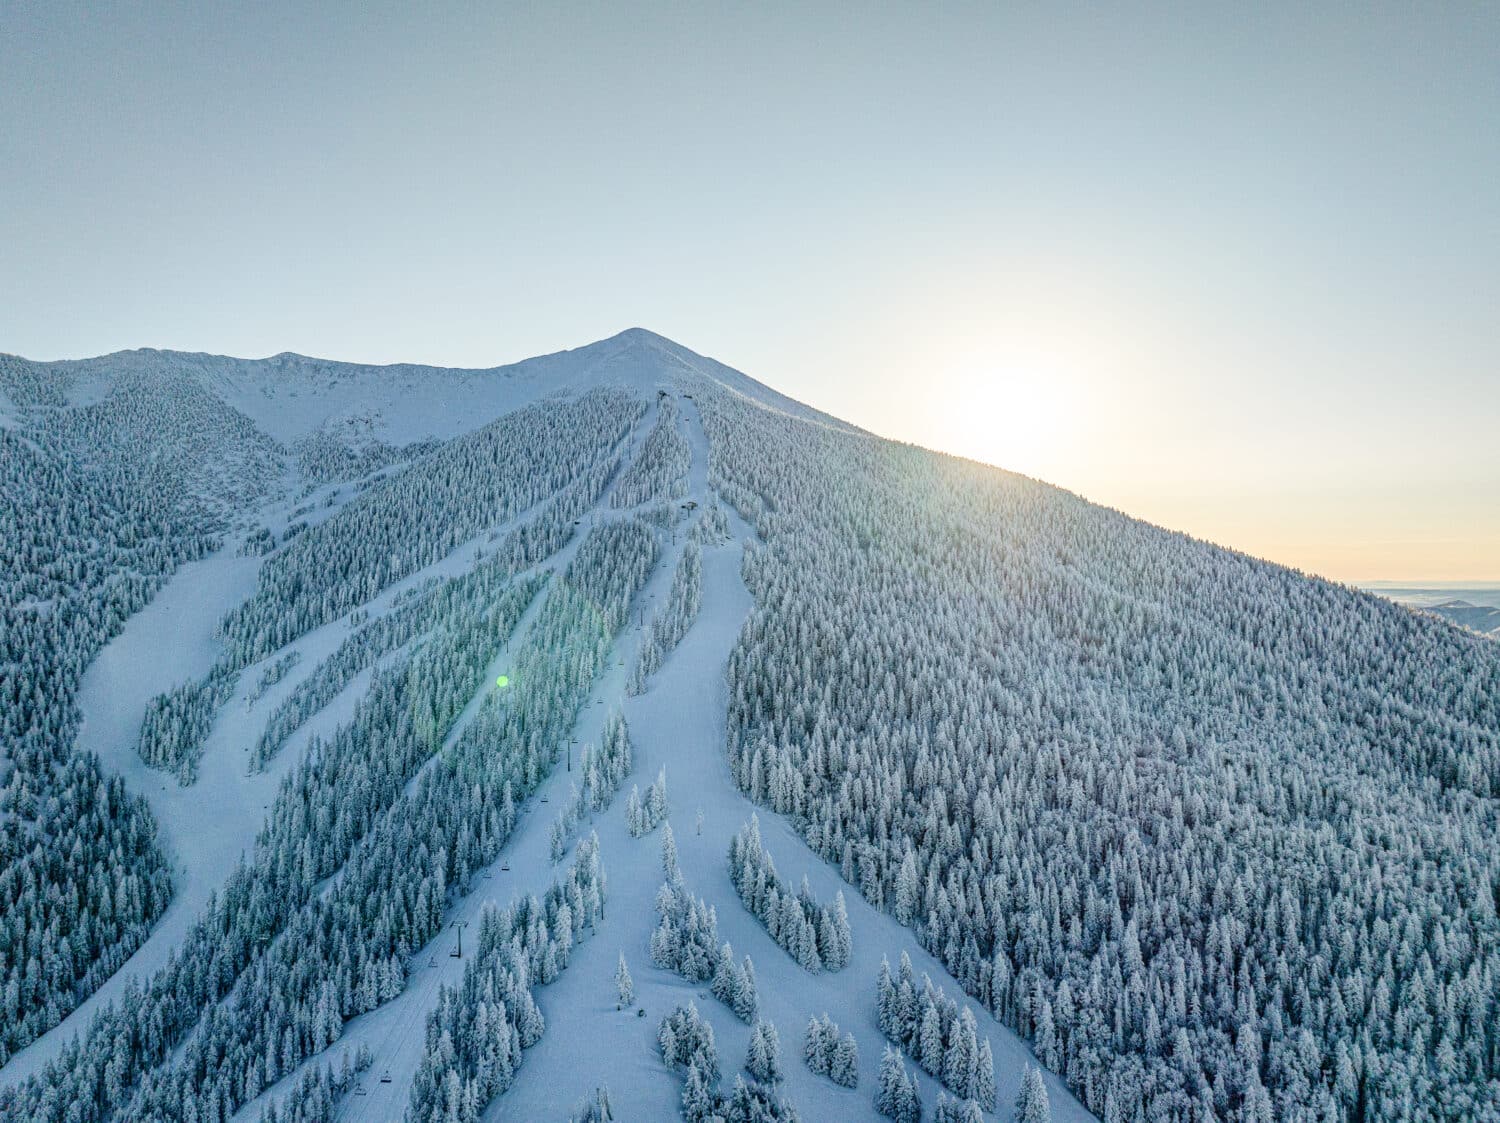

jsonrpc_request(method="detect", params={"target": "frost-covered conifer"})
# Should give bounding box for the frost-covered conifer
[747,1020,782,1084]
[662,822,679,881]
[728,816,850,972]
[616,953,634,1007]
[1016,1065,1050,1123]
[875,1046,921,1123]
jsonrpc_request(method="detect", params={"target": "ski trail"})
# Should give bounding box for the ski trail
[1,488,562,1087]
[488,400,1096,1122]
[232,397,674,1121]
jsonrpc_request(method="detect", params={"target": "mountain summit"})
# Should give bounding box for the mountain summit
[1,335,1496,1123]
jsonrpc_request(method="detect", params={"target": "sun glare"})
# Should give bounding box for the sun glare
[934,363,1077,481]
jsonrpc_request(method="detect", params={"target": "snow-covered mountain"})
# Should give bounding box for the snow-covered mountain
[1364,586,1500,640]
[1,330,1496,1123]
[1423,599,1500,637]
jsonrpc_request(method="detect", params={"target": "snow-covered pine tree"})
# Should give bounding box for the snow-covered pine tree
[933,1092,984,1123]
[662,822,679,881]
[747,1020,782,1084]
[616,952,634,1007]
[831,1031,860,1089]
[728,816,850,972]
[875,1046,921,1123]
[1016,1065,1050,1123]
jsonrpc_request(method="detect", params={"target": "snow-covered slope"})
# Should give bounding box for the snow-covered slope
[9,328,856,447]
[2,331,1497,1123]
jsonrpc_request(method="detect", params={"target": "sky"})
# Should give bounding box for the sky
[3,2,1497,583]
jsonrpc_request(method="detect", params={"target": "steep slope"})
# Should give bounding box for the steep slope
[443,401,1089,1123]
[2,336,960,1123]
[0,356,281,1066]
[698,382,1500,1121]
[1,331,1496,1123]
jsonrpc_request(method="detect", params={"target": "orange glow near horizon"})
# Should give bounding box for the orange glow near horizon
[819,309,1498,587]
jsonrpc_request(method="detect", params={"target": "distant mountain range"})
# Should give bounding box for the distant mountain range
[1365,585,1500,638]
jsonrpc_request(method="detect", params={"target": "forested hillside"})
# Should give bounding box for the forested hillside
[0,357,280,1064]
[2,330,1495,1123]
[701,377,1500,1121]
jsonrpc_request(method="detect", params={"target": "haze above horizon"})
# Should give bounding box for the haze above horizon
[3,3,1496,582]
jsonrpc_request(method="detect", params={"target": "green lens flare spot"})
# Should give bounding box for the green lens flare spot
[496,675,509,688]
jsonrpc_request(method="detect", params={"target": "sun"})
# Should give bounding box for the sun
[935,362,1076,481]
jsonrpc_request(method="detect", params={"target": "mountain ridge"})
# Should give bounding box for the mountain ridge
[0,328,865,446]
[1,331,1496,1123]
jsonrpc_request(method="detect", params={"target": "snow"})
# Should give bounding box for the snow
[234,400,1092,1121]
[3,455,570,1084]
[475,402,1091,1122]
[3,341,1089,1121]
[0,545,261,1085]
[17,328,850,451]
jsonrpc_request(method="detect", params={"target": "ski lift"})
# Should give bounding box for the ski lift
[501,859,510,871]
[354,1083,367,1096]
[379,1071,392,1084]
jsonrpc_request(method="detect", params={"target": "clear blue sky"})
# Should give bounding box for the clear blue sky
[3,2,1497,580]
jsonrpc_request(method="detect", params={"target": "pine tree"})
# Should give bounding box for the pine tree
[896,852,920,926]
[877,1046,920,1121]
[832,1032,860,1088]
[660,1021,680,1067]
[934,1093,983,1123]
[662,822,679,881]
[615,952,634,1007]
[1016,1064,1050,1123]
[942,1008,977,1099]
[625,787,643,837]
[747,1020,782,1084]
[919,1003,944,1076]
[877,957,896,1036]
[682,1062,713,1123]
[735,956,759,1023]
[804,1017,830,1075]
[569,1086,615,1123]
[713,944,742,1012]
[974,1038,995,1110]
[648,768,668,824]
